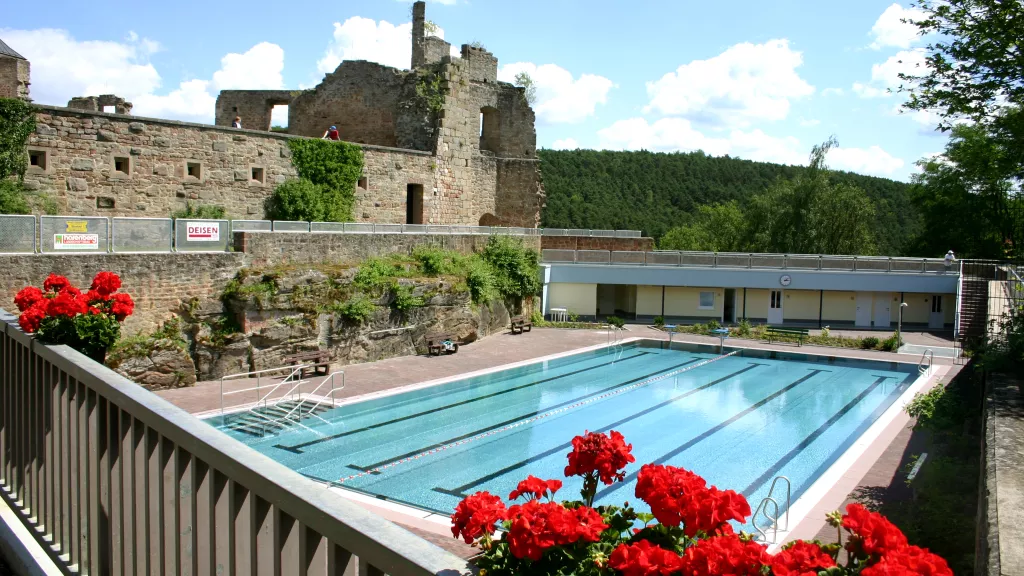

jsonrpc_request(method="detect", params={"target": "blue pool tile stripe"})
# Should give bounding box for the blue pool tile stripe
[740,375,892,499]
[273,350,652,453]
[431,361,766,498]
[594,368,830,502]
[346,356,707,471]
[337,352,745,484]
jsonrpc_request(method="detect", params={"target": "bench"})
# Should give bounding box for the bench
[425,333,463,356]
[510,315,533,334]
[765,327,810,346]
[283,350,332,377]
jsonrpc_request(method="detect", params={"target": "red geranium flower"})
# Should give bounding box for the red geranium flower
[509,475,562,501]
[14,286,46,312]
[679,532,769,576]
[90,271,122,297]
[573,505,608,542]
[843,503,908,557]
[635,463,751,537]
[861,545,953,576]
[83,289,109,306]
[770,540,836,576]
[565,430,635,485]
[110,293,135,321]
[42,274,72,293]
[450,491,506,545]
[18,305,47,333]
[609,540,682,576]
[45,291,87,318]
[505,499,603,561]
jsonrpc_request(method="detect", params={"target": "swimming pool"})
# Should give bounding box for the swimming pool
[210,340,919,528]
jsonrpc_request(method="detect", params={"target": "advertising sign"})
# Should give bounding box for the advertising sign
[186,222,220,242]
[65,221,88,233]
[54,234,100,250]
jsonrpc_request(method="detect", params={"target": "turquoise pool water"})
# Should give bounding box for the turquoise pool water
[211,341,918,522]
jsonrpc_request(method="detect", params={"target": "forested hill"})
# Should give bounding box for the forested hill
[538,149,919,255]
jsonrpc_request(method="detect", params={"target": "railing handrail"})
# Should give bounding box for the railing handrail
[0,309,471,574]
[542,249,954,272]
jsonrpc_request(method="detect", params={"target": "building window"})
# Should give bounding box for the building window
[96,197,115,209]
[357,176,368,191]
[932,295,942,313]
[28,150,47,170]
[479,106,500,153]
[699,291,715,309]
[114,156,130,175]
[187,162,202,179]
[406,183,424,224]
[251,167,265,183]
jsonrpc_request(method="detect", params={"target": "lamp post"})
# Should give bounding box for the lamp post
[897,302,908,352]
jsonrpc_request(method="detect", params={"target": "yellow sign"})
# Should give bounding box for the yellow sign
[65,221,88,233]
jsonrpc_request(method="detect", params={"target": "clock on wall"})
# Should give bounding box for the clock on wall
[779,274,792,287]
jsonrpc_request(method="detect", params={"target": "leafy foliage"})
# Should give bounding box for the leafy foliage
[171,202,226,220]
[480,236,541,300]
[107,318,187,364]
[353,258,403,293]
[333,295,377,325]
[514,71,537,106]
[266,138,364,222]
[416,67,446,115]
[390,283,424,313]
[539,148,918,255]
[659,202,746,252]
[0,97,36,180]
[0,179,30,214]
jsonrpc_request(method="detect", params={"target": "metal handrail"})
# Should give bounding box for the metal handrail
[752,496,781,543]
[220,364,312,414]
[277,371,345,424]
[766,475,791,531]
[918,349,934,376]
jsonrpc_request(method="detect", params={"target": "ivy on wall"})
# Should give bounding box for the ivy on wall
[265,138,365,222]
[0,97,37,214]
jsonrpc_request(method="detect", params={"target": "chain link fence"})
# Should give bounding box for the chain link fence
[0,215,36,254]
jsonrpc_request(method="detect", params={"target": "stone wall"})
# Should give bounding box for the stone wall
[67,94,133,115]
[22,106,437,221]
[0,56,29,100]
[540,236,656,251]
[978,372,1024,576]
[237,231,541,267]
[0,252,245,335]
[214,90,294,131]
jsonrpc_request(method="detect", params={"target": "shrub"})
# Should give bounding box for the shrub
[881,331,903,352]
[465,257,498,304]
[353,258,402,292]
[606,315,625,328]
[861,336,880,349]
[821,325,831,338]
[334,295,376,324]
[172,202,226,220]
[14,272,135,362]
[390,283,424,313]
[480,236,541,300]
[264,179,330,222]
[736,318,753,337]
[281,138,364,222]
[0,179,30,214]
[413,246,462,276]
[653,315,664,328]
[0,97,36,180]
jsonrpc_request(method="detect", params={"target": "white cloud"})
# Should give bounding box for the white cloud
[799,118,821,127]
[315,16,461,74]
[853,49,927,98]
[643,39,814,128]
[869,4,926,50]
[550,138,579,150]
[497,63,613,124]
[821,87,845,97]
[2,28,285,122]
[596,117,806,166]
[828,146,905,176]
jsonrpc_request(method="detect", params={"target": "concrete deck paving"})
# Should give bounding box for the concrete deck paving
[153,326,958,560]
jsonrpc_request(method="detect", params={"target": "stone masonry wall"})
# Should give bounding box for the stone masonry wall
[0,252,245,335]
[237,231,541,267]
[0,56,29,100]
[540,236,656,251]
[215,90,295,131]
[22,106,436,221]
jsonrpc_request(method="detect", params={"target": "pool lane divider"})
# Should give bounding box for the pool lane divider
[335,350,744,485]
[740,375,893,498]
[273,350,652,453]
[433,360,767,499]
[346,356,707,471]
[595,368,831,502]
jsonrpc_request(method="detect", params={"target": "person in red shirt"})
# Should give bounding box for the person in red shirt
[322,125,340,140]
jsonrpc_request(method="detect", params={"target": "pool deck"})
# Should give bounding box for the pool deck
[154,327,957,559]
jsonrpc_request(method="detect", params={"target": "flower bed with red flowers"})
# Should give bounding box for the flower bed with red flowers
[451,430,951,576]
[14,272,134,362]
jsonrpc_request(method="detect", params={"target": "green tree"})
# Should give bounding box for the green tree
[282,139,364,222]
[264,179,330,222]
[514,71,537,106]
[0,98,36,180]
[659,202,747,251]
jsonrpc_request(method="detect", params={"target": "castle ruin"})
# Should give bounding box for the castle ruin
[1,1,545,227]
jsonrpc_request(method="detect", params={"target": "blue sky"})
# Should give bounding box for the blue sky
[2,0,944,180]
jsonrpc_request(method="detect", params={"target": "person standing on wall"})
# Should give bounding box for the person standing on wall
[232,116,242,129]
[322,125,340,140]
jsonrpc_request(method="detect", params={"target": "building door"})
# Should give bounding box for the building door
[855,292,873,327]
[724,288,736,323]
[873,294,892,329]
[768,290,783,325]
[406,184,424,224]
[929,295,945,329]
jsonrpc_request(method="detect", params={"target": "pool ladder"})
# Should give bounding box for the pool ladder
[918,349,934,376]
[752,476,791,544]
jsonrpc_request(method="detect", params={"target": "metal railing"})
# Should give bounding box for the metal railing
[0,214,644,254]
[0,309,471,575]
[543,249,954,274]
[753,475,791,544]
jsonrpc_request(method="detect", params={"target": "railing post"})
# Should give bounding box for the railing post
[817,256,822,270]
[888,258,892,273]
[853,257,858,271]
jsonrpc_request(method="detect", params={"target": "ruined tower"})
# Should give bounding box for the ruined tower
[0,37,31,101]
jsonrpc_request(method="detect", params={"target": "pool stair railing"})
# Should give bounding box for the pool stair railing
[220,365,346,436]
[918,349,934,376]
[224,399,334,438]
[752,475,791,544]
